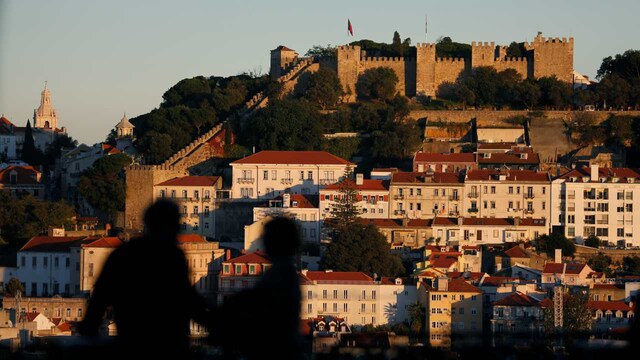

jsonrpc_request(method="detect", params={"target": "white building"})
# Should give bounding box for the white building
[154,176,223,239]
[320,174,390,219]
[551,165,640,247]
[300,270,417,326]
[17,236,88,297]
[464,169,550,220]
[78,237,123,295]
[0,116,18,160]
[251,193,321,247]
[230,151,353,200]
[432,217,548,246]
[389,171,464,219]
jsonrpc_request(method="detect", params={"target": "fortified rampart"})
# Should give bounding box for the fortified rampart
[315,33,574,99]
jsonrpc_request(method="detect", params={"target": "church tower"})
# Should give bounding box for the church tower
[115,113,135,151]
[33,82,58,130]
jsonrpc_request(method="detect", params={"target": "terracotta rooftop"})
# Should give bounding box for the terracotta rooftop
[466,169,548,182]
[177,234,208,243]
[323,179,389,191]
[481,276,520,287]
[20,236,88,252]
[231,151,352,165]
[447,272,486,282]
[586,301,633,312]
[303,271,373,283]
[494,292,540,307]
[156,176,221,187]
[259,194,319,209]
[592,283,624,290]
[504,246,529,258]
[20,312,41,322]
[432,217,546,227]
[430,257,458,269]
[0,165,42,185]
[391,171,463,184]
[542,263,587,275]
[557,167,640,183]
[357,218,432,228]
[439,278,482,293]
[414,152,475,163]
[226,251,271,265]
[83,237,123,248]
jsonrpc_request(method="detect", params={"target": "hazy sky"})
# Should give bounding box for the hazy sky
[1,0,639,145]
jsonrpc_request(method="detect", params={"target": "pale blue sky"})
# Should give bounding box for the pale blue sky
[1,0,639,145]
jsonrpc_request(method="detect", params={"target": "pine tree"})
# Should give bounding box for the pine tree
[21,120,42,165]
[329,166,361,228]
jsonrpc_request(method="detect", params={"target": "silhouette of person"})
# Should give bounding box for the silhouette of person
[78,199,211,358]
[208,216,303,360]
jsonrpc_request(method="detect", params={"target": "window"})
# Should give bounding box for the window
[271,170,277,180]
[626,204,633,212]
[618,228,624,237]
[204,190,210,199]
[235,264,242,274]
[21,256,25,267]
[372,290,376,300]
[323,290,328,299]
[54,257,59,268]
[78,308,83,318]
[204,206,210,216]
[542,201,546,210]
[596,228,608,237]
[299,171,304,180]
[194,206,199,215]
[194,190,199,199]
[65,258,70,268]
[417,189,422,196]
[322,303,327,312]
[171,190,176,198]
[508,186,513,194]
[223,264,230,274]
[182,190,188,199]
[333,303,338,312]
[159,189,165,198]
[471,295,477,301]
[434,189,439,196]
[490,201,495,209]
[307,290,313,300]
[88,263,94,277]
[491,186,496,194]
[308,171,313,180]
[361,304,366,312]
[263,170,268,180]
[31,283,37,296]
[32,257,37,268]
[471,308,477,315]
[508,201,513,209]
[249,265,256,274]
[344,303,348,312]
[459,307,464,315]
[460,295,465,301]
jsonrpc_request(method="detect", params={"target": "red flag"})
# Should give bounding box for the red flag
[348,19,353,36]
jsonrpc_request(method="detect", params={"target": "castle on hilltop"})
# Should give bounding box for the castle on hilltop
[271,32,573,100]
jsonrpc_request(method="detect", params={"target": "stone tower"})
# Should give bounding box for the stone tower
[33,82,58,130]
[270,45,299,79]
[528,32,574,83]
[336,45,361,102]
[471,42,497,68]
[415,43,437,97]
[115,113,135,151]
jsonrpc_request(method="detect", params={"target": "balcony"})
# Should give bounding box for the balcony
[394,210,406,215]
[524,193,535,199]
[524,209,534,214]
[467,193,479,198]
[280,178,293,185]
[448,211,460,216]
[190,213,200,218]
[468,208,479,213]
[449,195,459,201]
[237,177,255,184]
[358,296,377,301]
[393,195,404,200]
[319,178,335,185]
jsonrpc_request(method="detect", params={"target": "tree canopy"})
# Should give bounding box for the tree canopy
[301,68,344,110]
[329,166,361,228]
[356,67,399,102]
[78,153,132,221]
[322,222,405,277]
[535,232,576,258]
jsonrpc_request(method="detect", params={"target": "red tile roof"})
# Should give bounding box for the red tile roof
[0,116,14,127]
[323,179,389,191]
[57,322,72,332]
[21,312,41,322]
[494,292,540,306]
[466,169,548,182]
[391,171,463,184]
[0,165,42,185]
[156,176,221,187]
[414,153,475,163]
[477,143,518,150]
[477,152,539,165]
[504,246,529,258]
[227,251,271,265]
[357,218,432,228]
[447,272,486,281]
[481,276,520,287]
[557,167,640,183]
[83,237,123,248]
[430,257,458,269]
[20,236,88,252]
[177,234,208,243]
[231,151,352,165]
[260,194,319,208]
[542,263,587,275]
[432,217,546,227]
[303,271,373,283]
[441,278,481,293]
[586,301,633,312]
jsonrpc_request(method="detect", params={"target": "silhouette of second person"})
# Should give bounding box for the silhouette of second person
[208,216,302,360]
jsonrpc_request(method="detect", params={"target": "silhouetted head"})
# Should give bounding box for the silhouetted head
[263,217,300,258]
[143,199,180,243]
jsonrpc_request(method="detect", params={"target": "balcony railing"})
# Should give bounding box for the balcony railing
[468,208,479,213]
[524,193,535,199]
[524,209,534,214]
[449,195,459,201]
[468,193,479,198]
[281,178,293,185]
[394,210,406,215]
[394,195,404,200]
[237,177,255,184]
[319,178,335,185]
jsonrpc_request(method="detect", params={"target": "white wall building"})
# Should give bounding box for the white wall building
[230,151,353,200]
[551,165,640,247]
[300,270,417,326]
[154,176,223,239]
[320,174,390,219]
[251,193,320,247]
[0,116,17,160]
[389,171,465,219]
[432,217,548,246]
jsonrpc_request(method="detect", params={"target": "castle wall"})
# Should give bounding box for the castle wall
[493,58,529,79]
[530,36,574,82]
[416,43,436,97]
[471,42,496,68]
[434,58,468,93]
[361,57,411,97]
[337,45,361,102]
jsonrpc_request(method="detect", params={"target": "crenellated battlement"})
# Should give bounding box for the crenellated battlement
[471,41,495,48]
[416,43,436,49]
[497,57,527,63]
[533,36,573,44]
[436,57,466,63]
[362,56,413,63]
[337,45,360,51]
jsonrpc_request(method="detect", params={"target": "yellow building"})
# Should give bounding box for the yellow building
[425,277,483,349]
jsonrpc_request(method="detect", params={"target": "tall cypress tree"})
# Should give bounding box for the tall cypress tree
[329,166,361,229]
[21,120,41,165]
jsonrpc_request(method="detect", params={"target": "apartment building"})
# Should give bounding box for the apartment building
[412,152,476,173]
[154,175,223,239]
[78,237,123,295]
[218,251,271,304]
[252,193,320,244]
[587,301,635,334]
[432,217,547,246]
[464,170,550,219]
[0,164,44,200]
[389,171,464,219]
[490,292,545,342]
[179,234,225,298]
[425,277,483,349]
[17,236,88,297]
[300,271,417,327]
[541,262,594,290]
[476,147,540,171]
[230,151,353,200]
[320,174,390,219]
[360,218,432,248]
[551,165,640,248]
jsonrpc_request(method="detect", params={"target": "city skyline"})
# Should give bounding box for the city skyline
[1,0,639,145]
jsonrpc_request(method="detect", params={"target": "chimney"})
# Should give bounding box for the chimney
[590,164,599,182]
[496,261,502,272]
[225,249,231,261]
[457,217,463,226]
[554,248,562,263]
[402,217,409,227]
[437,277,449,291]
[283,193,291,208]
[356,173,364,186]
[514,217,520,226]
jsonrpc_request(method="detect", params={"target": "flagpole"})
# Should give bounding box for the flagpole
[425,14,428,43]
